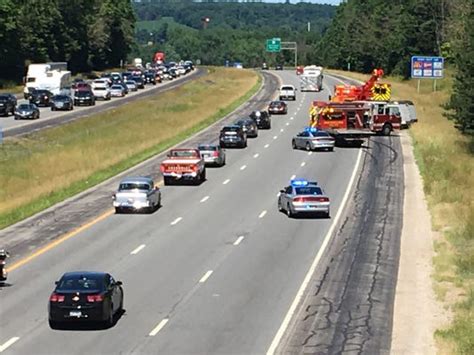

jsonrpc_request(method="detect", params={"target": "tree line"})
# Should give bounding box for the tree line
[0,0,136,82]
[131,1,335,67]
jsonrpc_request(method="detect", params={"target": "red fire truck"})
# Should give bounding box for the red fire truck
[309,100,402,139]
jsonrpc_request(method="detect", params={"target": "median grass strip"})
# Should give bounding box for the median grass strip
[0,67,260,229]
[329,69,473,354]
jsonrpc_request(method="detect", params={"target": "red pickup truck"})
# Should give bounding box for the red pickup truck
[160,148,206,185]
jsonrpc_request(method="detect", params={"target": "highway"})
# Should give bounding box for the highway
[0,68,204,138]
[0,70,402,354]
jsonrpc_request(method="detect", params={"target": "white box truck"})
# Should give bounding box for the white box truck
[300,65,323,92]
[24,62,72,99]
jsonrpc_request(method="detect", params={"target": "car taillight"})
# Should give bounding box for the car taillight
[50,293,65,302]
[192,165,198,172]
[160,164,165,173]
[213,151,219,157]
[293,197,305,202]
[317,197,330,202]
[87,294,104,302]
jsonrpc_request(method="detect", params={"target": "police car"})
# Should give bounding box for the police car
[278,179,330,218]
[291,127,335,152]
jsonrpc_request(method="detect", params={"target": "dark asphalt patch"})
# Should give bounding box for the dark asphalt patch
[278,135,403,355]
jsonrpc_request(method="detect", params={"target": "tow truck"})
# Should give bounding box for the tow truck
[309,100,402,140]
[332,68,391,102]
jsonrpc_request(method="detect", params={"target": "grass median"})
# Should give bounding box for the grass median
[328,69,473,354]
[0,67,260,229]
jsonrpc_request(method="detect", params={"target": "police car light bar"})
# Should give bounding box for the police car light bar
[291,179,309,187]
[304,126,318,133]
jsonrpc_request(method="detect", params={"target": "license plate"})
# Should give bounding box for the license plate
[69,311,82,317]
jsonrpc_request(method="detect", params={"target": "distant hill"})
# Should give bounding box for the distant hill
[131,1,336,67]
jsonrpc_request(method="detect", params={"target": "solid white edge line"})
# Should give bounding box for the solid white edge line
[233,236,245,246]
[254,153,259,158]
[199,270,213,283]
[240,165,247,170]
[200,196,210,203]
[258,210,267,219]
[130,244,146,255]
[149,318,169,337]
[223,179,230,185]
[170,217,182,226]
[266,147,363,355]
[0,337,20,353]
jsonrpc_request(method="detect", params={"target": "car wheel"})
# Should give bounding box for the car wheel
[328,147,334,152]
[286,204,293,217]
[382,123,392,136]
[163,176,171,186]
[305,142,312,151]
[49,319,61,330]
[278,200,283,212]
[105,305,114,328]
[325,210,331,219]
[292,140,297,149]
[201,169,206,182]
[243,140,247,148]
[115,207,121,214]
[221,157,226,167]
[51,107,55,111]
[118,291,124,313]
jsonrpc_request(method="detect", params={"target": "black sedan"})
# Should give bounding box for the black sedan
[0,93,17,116]
[51,95,74,111]
[144,72,157,85]
[14,103,40,120]
[268,100,288,115]
[249,110,271,129]
[29,89,53,107]
[220,125,247,148]
[74,90,96,106]
[48,271,124,329]
[234,118,258,138]
[131,76,145,89]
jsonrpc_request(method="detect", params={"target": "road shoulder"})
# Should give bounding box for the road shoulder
[390,131,448,354]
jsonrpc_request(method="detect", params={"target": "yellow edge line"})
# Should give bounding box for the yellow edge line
[7,181,165,273]
[6,209,115,272]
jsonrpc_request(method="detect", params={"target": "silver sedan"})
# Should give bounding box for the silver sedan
[291,128,335,152]
[278,179,330,218]
[198,144,226,167]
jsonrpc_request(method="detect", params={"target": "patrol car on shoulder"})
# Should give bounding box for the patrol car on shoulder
[278,179,330,218]
[292,127,335,152]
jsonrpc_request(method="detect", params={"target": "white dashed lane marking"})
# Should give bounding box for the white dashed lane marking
[200,196,210,203]
[199,270,213,283]
[223,179,230,185]
[149,319,169,337]
[291,175,296,180]
[253,153,259,158]
[301,162,306,167]
[234,236,245,245]
[240,165,247,171]
[259,210,267,219]
[130,244,146,255]
[264,144,270,148]
[170,217,182,226]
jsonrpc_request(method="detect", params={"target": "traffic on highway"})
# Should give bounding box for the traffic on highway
[0,67,405,354]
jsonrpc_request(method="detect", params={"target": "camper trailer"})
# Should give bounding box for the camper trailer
[24,62,72,99]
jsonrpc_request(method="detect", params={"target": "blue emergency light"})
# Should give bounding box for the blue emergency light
[291,179,309,187]
[304,127,318,133]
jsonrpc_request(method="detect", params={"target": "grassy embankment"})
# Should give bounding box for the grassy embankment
[0,67,260,229]
[328,69,473,354]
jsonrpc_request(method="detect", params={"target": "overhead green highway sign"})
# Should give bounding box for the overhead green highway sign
[266,38,281,52]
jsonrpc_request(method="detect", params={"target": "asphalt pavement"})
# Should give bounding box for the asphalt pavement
[0,70,401,355]
[1,68,205,138]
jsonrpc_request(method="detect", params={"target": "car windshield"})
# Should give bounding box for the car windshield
[53,96,68,100]
[223,127,239,132]
[170,150,197,158]
[56,275,103,291]
[295,187,322,195]
[119,183,150,191]
[94,87,106,91]
[75,91,90,97]
[270,102,282,106]
[198,145,217,151]
[281,86,294,90]
[111,85,122,89]
[18,104,32,110]
[311,131,331,137]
